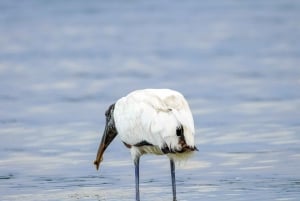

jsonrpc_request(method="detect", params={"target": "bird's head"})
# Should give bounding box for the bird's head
[94,103,118,170]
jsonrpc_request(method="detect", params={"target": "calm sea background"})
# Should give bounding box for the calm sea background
[0,1,300,200]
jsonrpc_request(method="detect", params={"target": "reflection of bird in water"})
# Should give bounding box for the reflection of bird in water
[94,89,197,201]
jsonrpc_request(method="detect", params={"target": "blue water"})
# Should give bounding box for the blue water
[1,0,300,200]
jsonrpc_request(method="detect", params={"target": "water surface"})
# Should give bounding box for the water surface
[1,0,300,200]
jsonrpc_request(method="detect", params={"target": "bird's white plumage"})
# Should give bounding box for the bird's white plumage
[113,89,195,162]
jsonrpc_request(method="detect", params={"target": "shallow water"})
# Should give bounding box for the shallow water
[1,0,300,200]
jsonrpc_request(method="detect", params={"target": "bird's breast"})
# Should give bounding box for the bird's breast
[134,145,165,156]
[122,140,164,155]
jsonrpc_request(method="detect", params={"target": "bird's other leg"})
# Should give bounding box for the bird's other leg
[170,159,177,201]
[135,156,140,201]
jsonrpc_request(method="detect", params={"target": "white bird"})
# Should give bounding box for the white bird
[94,89,197,201]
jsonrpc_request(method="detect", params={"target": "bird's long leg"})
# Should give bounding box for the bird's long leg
[170,159,177,201]
[135,156,140,201]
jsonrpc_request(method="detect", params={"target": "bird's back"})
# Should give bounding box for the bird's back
[113,89,196,160]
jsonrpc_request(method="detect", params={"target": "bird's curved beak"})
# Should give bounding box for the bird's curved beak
[94,123,117,170]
